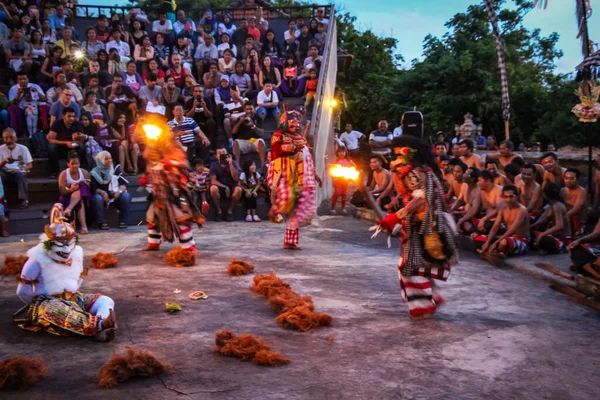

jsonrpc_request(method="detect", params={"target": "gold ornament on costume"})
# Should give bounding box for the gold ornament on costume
[44,203,77,241]
[572,80,600,123]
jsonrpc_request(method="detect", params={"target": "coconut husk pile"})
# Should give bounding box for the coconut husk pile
[90,252,119,269]
[227,259,255,276]
[96,346,172,388]
[213,330,290,366]
[0,256,28,276]
[164,246,196,267]
[251,272,333,331]
[0,357,48,390]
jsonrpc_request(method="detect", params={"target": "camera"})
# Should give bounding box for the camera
[7,157,15,163]
[196,95,203,102]
[219,154,231,163]
[244,116,253,125]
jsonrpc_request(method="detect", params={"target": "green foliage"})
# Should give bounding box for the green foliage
[337,0,586,147]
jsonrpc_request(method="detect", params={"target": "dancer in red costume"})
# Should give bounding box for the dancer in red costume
[267,111,317,250]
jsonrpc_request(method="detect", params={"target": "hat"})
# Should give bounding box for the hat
[221,75,230,82]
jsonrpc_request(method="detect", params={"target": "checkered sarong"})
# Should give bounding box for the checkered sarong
[284,229,299,245]
[484,0,511,121]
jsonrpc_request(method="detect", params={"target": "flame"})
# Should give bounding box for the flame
[330,164,359,180]
[143,124,162,140]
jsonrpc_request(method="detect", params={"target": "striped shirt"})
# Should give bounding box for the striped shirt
[168,117,200,146]
[190,169,209,191]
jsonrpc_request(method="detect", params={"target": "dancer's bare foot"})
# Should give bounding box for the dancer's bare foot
[94,309,117,342]
[283,244,302,250]
[141,246,160,251]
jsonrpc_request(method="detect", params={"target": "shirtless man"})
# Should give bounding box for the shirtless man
[448,161,467,201]
[504,162,521,184]
[459,139,482,169]
[561,168,588,235]
[568,220,600,279]
[451,143,461,158]
[368,154,391,210]
[486,140,523,171]
[531,182,572,254]
[541,152,566,189]
[452,167,481,217]
[434,141,448,161]
[476,184,530,257]
[516,163,542,219]
[485,159,508,186]
[457,170,502,234]
[439,155,452,193]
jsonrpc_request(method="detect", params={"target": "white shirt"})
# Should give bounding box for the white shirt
[337,130,363,151]
[217,42,237,57]
[393,126,403,137]
[240,171,261,186]
[152,19,173,34]
[0,144,33,172]
[257,90,279,107]
[8,83,45,109]
[284,30,299,42]
[173,19,195,35]
[106,40,130,57]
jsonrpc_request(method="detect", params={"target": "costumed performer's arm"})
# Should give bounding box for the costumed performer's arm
[16,259,41,304]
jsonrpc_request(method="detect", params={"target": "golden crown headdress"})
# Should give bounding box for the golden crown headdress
[44,203,77,241]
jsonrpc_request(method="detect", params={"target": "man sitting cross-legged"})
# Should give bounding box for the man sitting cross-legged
[531,182,572,254]
[568,220,600,280]
[561,168,588,236]
[474,184,530,258]
[457,170,503,234]
[516,163,542,222]
[451,167,481,221]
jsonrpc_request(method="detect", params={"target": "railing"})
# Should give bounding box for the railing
[310,5,337,206]
[74,4,332,20]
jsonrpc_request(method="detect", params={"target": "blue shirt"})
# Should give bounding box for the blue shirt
[48,13,66,30]
[49,101,81,121]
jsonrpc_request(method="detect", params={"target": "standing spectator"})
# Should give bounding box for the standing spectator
[232,18,248,57]
[0,128,32,209]
[232,103,266,169]
[209,148,242,222]
[58,151,90,234]
[48,4,67,31]
[337,123,364,163]
[256,81,281,122]
[104,74,137,121]
[4,27,32,75]
[369,120,393,162]
[217,32,237,58]
[194,34,218,78]
[49,87,80,126]
[168,105,210,162]
[152,11,173,37]
[184,85,217,146]
[82,27,105,61]
[139,73,163,111]
[8,73,46,135]
[331,147,354,214]
[173,10,195,36]
[239,160,263,222]
[153,32,170,70]
[304,69,318,108]
[393,120,403,138]
[95,14,111,43]
[47,107,86,178]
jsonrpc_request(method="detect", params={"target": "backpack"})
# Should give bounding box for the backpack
[30,131,49,158]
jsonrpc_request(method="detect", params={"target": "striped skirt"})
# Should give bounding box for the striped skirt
[398,260,446,319]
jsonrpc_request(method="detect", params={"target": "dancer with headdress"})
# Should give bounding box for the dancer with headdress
[14,204,117,341]
[267,110,316,250]
[139,115,205,252]
[375,136,458,319]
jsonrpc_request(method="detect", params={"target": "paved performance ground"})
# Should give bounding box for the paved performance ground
[0,217,599,400]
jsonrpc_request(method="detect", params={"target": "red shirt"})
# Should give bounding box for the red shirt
[143,70,166,82]
[168,67,188,88]
[248,27,261,41]
[306,78,318,94]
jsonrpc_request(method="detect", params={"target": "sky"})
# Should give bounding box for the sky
[336,0,599,73]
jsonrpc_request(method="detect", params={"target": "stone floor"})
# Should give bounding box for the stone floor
[0,217,599,399]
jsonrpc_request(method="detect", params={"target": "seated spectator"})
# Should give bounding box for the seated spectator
[503,162,521,184]
[82,27,105,61]
[58,151,90,234]
[121,61,143,97]
[198,9,217,36]
[97,49,110,73]
[516,163,543,219]
[218,12,236,37]
[485,159,508,186]
[128,20,148,49]
[474,132,487,150]
[530,142,541,153]
[152,11,173,37]
[55,26,78,60]
[173,10,195,37]
[105,28,131,64]
[439,155,452,182]
[47,106,86,178]
[486,135,499,151]
[541,152,567,189]
[39,45,63,90]
[4,26,32,75]
[230,61,255,100]
[258,55,282,93]
[448,162,467,201]
[369,120,393,162]
[218,49,237,75]
[368,155,392,210]
[161,75,182,118]
[518,142,527,152]
[0,128,32,209]
[531,182,571,254]
[240,160,263,222]
[95,14,111,43]
[79,113,104,165]
[304,68,318,108]
[172,35,194,74]
[29,30,47,74]
[296,24,311,65]
[49,87,81,126]
[247,17,261,42]
[474,184,530,258]
[133,35,154,73]
[547,144,557,152]
[202,62,222,94]
[457,169,502,234]
[312,22,327,52]
[450,142,461,158]
[184,85,217,146]
[282,56,299,96]
[59,58,81,87]
[109,112,138,174]
[337,123,365,163]
[433,141,448,160]
[143,59,166,86]
[487,140,523,170]
[40,19,57,47]
[308,18,319,37]
[263,29,283,65]
[283,20,299,56]
[168,105,210,162]
[209,148,242,221]
[562,168,588,235]
[182,75,198,102]
[190,158,210,212]
[568,220,600,279]
[90,151,131,230]
[168,54,189,88]
[107,48,124,75]
[139,73,163,111]
[245,48,261,89]
[303,45,323,70]
[8,72,48,136]
[256,80,281,122]
[241,35,260,62]
[104,73,137,121]
[451,167,481,218]
[214,75,233,107]
[194,34,218,77]
[232,103,266,169]
[48,4,67,31]
[153,32,170,70]
[217,32,237,58]
[315,7,330,29]
[0,90,7,129]
[232,18,249,57]
[459,139,482,169]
